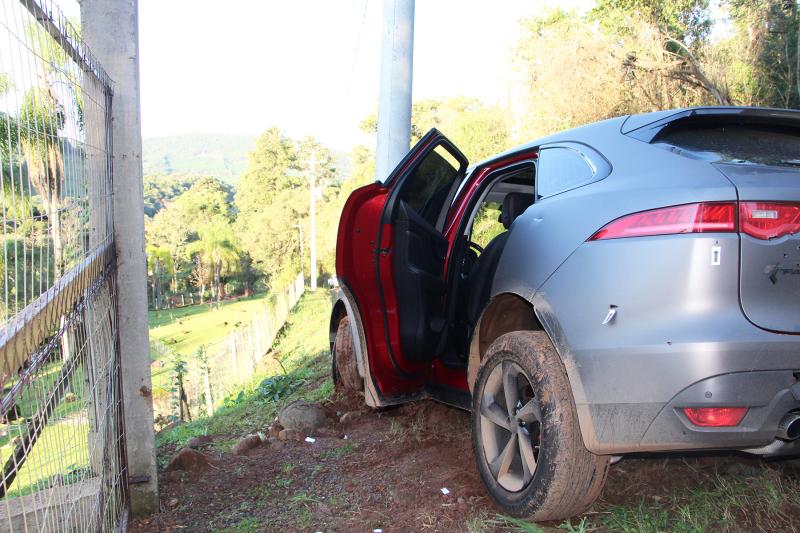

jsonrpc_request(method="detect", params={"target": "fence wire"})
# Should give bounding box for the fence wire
[151,275,305,423]
[0,0,125,531]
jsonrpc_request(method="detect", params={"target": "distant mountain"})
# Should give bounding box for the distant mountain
[143,133,257,184]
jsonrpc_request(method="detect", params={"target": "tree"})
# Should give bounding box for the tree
[718,0,799,108]
[235,128,299,215]
[146,244,173,309]
[235,127,306,291]
[19,87,67,276]
[187,217,240,307]
[591,0,713,45]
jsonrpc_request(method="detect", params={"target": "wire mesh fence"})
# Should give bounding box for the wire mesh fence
[151,274,305,423]
[0,0,125,530]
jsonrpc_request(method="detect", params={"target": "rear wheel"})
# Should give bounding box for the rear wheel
[333,316,363,391]
[471,331,609,521]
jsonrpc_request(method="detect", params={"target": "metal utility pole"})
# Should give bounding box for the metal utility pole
[81,0,158,516]
[375,0,415,182]
[309,154,318,290]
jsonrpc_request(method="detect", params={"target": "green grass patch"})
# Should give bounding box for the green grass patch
[599,467,800,533]
[149,293,272,357]
[156,290,333,453]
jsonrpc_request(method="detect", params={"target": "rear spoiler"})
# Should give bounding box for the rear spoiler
[621,107,800,143]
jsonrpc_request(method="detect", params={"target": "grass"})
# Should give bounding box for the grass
[0,419,91,498]
[155,290,334,454]
[598,466,800,533]
[149,293,273,357]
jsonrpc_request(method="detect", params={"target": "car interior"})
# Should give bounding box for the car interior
[443,164,536,367]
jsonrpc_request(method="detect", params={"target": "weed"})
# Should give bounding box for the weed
[320,442,358,460]
[558,516,590,533]
[488,514,545,532]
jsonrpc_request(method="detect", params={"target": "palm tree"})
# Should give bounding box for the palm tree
[146,244,173,309]
[187,218,240,308]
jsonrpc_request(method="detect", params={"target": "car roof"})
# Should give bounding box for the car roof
[471,106,800,170]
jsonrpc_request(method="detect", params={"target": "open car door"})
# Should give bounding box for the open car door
[336,129,467,398]
[375,129,469,387]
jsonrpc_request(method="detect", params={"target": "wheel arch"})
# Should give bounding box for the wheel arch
[330,281,386,407]
[330,284,366,381]
[467,292,544,392]
[468,290,596,452]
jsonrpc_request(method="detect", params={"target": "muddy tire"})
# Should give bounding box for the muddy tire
[471,331,609,521]
[333,316,363,391]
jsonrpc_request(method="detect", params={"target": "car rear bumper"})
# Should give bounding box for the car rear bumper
[576,368,800,456]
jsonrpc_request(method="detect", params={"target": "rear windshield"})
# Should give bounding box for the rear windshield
[654,124,800,168]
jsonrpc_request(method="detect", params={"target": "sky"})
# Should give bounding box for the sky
[138,0,594,151]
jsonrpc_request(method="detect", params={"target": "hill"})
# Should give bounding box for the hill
[143,133,257,184]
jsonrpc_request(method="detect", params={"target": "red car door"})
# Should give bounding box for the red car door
[336,129,468,398]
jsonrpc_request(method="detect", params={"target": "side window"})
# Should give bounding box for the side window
[537,146,595,198]
[397,145,462,227]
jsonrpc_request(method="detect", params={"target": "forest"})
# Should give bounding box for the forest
[142,0,800,307]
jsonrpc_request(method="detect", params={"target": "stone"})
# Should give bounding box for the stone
[231,434,263,455]
[168,498,179,508]
[278,428,302,441]
[278,401,328,433]
[186,435,213,449]
[166,448,212,472]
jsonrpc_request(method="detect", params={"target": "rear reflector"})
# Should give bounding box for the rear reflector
[740,202,800,240]
[683,407,748,427]
[589,202,737,241]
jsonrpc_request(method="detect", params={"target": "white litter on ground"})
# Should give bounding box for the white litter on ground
[305,436,316,443]
[440,487,450,495]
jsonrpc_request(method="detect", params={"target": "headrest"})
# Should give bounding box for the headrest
[500,193,534,229]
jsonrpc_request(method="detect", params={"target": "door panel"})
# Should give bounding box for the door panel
[375,129,468,390]
[393,201,449,363]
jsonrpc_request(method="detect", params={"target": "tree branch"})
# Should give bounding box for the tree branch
[663,34,731,105]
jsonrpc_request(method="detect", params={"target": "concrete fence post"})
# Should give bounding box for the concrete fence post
[81,0,159,516]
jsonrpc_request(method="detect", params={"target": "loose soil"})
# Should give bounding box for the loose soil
[131,394,800,532]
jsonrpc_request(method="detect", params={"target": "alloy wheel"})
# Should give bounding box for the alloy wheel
[479,360,541,492]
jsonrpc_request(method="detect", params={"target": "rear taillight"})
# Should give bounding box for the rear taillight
[589,202,737,241]
[740,202,800,240]
[683,407,748,427]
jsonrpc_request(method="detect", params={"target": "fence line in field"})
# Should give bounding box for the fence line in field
[152,274,305,422]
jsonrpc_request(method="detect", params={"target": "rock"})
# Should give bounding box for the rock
[278,428,302,441]
[166,448,212,472]
[278,401,328,433]
[339,411,361,425]
[231,434,262,455]
[168,497,179,508]
[186,435,213,449]
[268,423,283,438]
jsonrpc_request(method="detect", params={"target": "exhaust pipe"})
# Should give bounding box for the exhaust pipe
[777,413,800,441]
